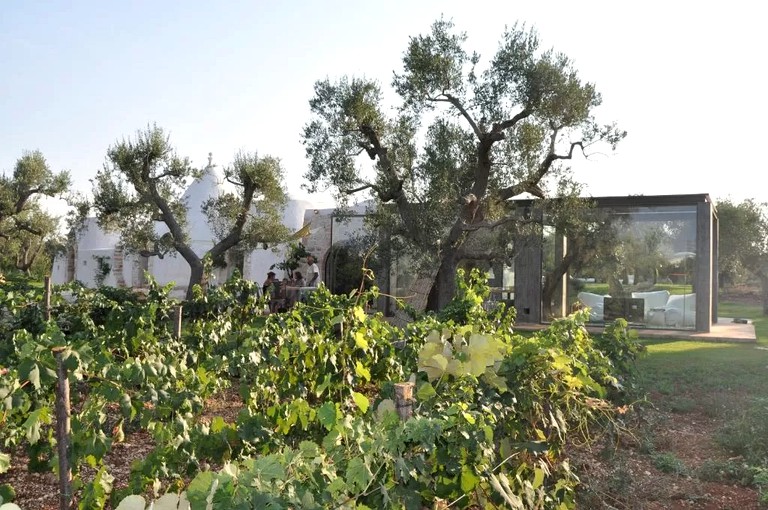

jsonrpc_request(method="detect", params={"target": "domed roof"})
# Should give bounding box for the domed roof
[77,217,121,250]
[182,153,230,243]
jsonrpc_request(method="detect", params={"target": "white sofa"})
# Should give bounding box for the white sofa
[577,292,609,321]
[631,290,696,328]
[577,290,696,328]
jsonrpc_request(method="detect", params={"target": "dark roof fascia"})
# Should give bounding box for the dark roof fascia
[510,193,713,209]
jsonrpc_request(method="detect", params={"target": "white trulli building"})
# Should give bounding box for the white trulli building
[51,159,371,299]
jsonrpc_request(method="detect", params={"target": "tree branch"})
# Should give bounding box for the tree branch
[208,175,258,261]
[144,176,198,265]
[460,215,537,232]
[489,109,532,141]
[498,133,585,201]
[13,188,43,214]
[150,169,183,181]
[344,183,374,195]
[454,245,507,262]
[428,93,482,138]
[225,175,244,187]
[13,218,44,237]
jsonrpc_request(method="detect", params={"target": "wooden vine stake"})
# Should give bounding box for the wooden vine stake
[174,305,183,340]
[394,382,415,421]
[52,346,72,509]
[44,275,52,321]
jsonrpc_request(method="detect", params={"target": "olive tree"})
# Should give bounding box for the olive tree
[92,125,289,299]
[302,18,625,308]
[717,198,768,313]
[0,151,70,275]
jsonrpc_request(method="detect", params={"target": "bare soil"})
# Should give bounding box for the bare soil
[572,399,761,509]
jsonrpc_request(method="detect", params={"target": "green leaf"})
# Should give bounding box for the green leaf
[211,416,228,434]
[416,382,436,400]
[352,306,367,322]
[352,391,370,414]
[19,360,40,391]
[63,350,80,372]
[375,399,397,422]
[298,441,319,458]
[318,402,338,430]
[0,453,9,474]
[119,393,133,420]
[354,361,370,382]
[153,493,186,510]
[316,374,332,397]
[461,465,479,492]
[354,330,368,350]
[186,471,215,510]
[532,467,545,490]
[23,407,50,444]
[345,457,371,492]
[0,483,16,505]
[253,455,285,481]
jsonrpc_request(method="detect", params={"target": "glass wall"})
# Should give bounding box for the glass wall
[543,204,698,329]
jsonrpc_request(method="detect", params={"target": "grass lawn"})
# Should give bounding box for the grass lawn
[582,298,768,508]
[639,301,768,398]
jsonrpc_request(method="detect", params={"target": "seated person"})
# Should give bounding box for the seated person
[269,277,288,313]
[287,271,306,307]
[262,271,277,297]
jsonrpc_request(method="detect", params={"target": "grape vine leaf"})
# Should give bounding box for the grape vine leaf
[461,464,479,492]
[318,402,338,430]
[354,330,368,350]
[354,361,370,382]
[186,471,215,510]
[253,455,285,481]
[345,457,371,492]
[23,407,50,444]
[352,391,370,414]
[416,382,436,400]
[114,495,146,510]
[18,360,40,391]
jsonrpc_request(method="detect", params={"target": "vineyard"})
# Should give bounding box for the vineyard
[0,270,642,509]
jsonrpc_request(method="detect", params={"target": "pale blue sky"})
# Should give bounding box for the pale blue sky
[2,1,765,216]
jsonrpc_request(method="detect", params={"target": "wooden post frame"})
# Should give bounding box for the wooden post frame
[52,346,72,509]
[394,382,415,421]
[174,305,183,340]
[44,275,52,321]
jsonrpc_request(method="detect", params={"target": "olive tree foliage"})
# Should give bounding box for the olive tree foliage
[0,151,70,275]
[91,125,289,299]
[302,18,626,309]
[717,198,768,314]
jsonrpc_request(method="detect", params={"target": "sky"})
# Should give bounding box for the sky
[2,0,766,218]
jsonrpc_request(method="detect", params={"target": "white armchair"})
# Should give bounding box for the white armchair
[664,293,696,327]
